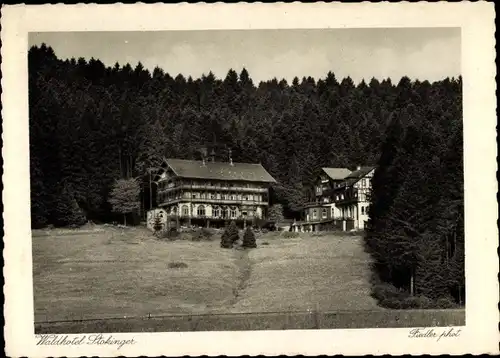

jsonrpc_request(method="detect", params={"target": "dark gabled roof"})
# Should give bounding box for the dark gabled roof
[321,167,352,180]
[331,166,376,189]
[346,166,376,180]
[163,158,277,183]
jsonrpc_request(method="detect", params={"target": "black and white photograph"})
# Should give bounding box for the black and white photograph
[2,3,497,357]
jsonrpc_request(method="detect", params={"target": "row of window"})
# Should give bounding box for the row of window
[308,205,370,220]
[167,205,248,219]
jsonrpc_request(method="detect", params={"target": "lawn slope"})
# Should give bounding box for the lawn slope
[33,227,379,323]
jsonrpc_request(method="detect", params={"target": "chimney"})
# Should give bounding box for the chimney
[228,148,233,166]
[210,149,216,163]
[200,147,207,166]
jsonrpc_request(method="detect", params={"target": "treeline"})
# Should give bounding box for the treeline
[366,79,464,307]
[29,44,461,237]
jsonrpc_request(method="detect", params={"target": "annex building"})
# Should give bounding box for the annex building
[291,166,376,232]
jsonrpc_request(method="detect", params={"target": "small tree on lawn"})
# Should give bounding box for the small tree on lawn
[242,226,257,248]
[268,203,285,223]
[221,221,239,248]
[152,213,164,233]
[108,178,140,226]
[53,184,87,227]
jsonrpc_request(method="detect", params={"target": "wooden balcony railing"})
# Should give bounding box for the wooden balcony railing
[158,198,269,206]
[157,184,268,194]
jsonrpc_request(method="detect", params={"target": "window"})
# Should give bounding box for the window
[192,193,197,199]
[248,194,253,201]
[197,205,206,217]
[172,206,178,214]
[217,193,221,200]
[200,192,206,199]
[313,209,318,219]
[230,207,237,218]
[243,195,248,201]
[231,194,237,200]
[213,207,221,217]
[341,194,344,200]
[361,206,365,215]
[242,211,248,217]
[322,208,327,219]
[222,207,229,218]
[331,207,335,216]
[211,193,216,199]
[182,205,189,216]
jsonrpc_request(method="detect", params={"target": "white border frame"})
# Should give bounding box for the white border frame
[2,3,498,356]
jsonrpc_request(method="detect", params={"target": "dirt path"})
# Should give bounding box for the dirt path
[229,249,252,306]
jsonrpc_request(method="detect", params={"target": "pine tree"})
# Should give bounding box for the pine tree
[242,226,257,248]
[221,221,239,248]
[152,213,164,233]
[53,184,87,227]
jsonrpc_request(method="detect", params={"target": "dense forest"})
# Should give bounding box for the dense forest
[29,44,463,304]
[366,74,464,307]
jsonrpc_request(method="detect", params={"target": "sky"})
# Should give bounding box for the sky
[29,28,461,84]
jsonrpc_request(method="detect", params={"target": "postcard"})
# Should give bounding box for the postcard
[2,2,498,356]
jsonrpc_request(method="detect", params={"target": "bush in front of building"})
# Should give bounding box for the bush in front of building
[152,214,164,233]
[282,231,300,239]
[221,221,239,248]
[242,226,257,248]
[191,228,216,242]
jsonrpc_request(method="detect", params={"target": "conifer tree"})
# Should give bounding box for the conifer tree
[221,221,239,248]
[242,226,257,248]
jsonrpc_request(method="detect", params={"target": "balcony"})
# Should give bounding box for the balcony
[333,188,359,204]
[302,201,331,209]
[158,197,269,207]
[157,184,268,194]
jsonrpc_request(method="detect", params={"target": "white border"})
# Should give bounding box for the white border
[2,3,498,356]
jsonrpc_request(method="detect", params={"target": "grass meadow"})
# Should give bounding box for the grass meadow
[32,226,465,332]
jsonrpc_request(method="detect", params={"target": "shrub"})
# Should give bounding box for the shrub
[242,226,257,248]
[168,262,188,269]
[401,295,432,309]
[372,282,405,302]
[221,221,239,248]
[156,227,179,240]
[381,297,403,309]
[435,296,456,309]
[152,214,163,232]
[191,228,215,242]
[282,231,299,239]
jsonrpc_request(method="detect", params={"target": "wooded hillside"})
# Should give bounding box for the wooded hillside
[29,43,463,306]
[29,43,461,227]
